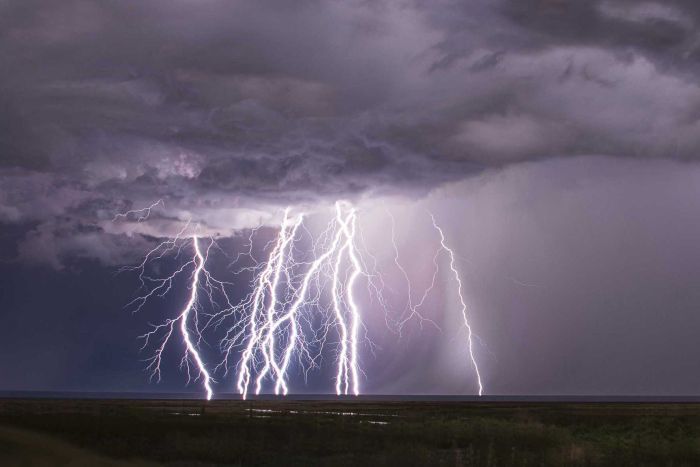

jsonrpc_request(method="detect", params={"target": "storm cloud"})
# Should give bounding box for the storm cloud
[3,0,700,262]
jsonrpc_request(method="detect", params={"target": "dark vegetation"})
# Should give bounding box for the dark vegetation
[1,398,700,466]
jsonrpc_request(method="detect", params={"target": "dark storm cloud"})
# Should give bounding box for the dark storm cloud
[3,0,700,264]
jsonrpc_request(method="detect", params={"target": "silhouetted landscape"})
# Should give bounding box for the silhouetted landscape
[2,397,700,466]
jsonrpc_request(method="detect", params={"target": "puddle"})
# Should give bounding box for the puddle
[296,410,398,418]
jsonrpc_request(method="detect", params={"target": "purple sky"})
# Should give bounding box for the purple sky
[2,0,700,395]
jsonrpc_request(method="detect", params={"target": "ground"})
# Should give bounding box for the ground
[1,398,699,466]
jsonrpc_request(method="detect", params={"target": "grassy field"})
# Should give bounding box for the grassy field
[1,398,700,466]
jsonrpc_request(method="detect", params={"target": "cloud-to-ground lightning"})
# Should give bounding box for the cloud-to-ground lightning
[232,202,365,398]
[177,236,214,400]
[430,214,484,396]
[132,235,216,400]
[334,203,362,396]
[234,208,304,398]
[121,201,487,399]
[114,202,231,400]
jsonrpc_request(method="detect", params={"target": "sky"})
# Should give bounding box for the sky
[2,0,700,396]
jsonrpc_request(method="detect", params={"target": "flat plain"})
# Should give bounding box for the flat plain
[1,398,699,466]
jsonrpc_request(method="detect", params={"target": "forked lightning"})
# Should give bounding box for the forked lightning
[118,201,485,399]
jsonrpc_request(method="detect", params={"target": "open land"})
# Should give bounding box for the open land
[1,398,699,466]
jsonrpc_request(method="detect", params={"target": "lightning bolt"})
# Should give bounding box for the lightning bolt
[112,199,164,222]
[233,202,365,398]
[128,232,219,400]
[121,201,487,400]
[334,203,362,396]
[178,236,214,400]
[113,196,283,401]
[431,214,484,396]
